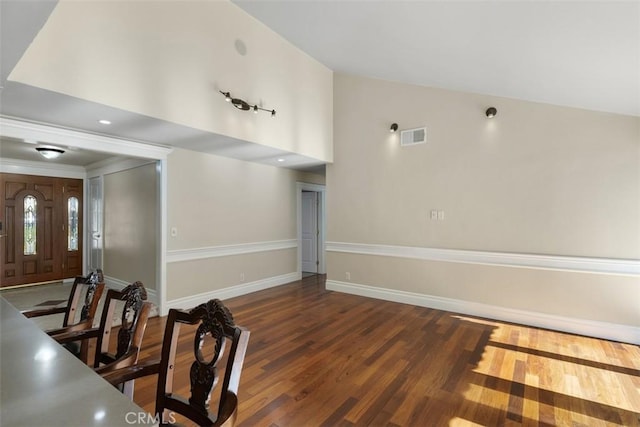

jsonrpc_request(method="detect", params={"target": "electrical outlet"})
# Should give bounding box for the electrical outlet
[346,272,351,280]
[240,272,245,282]
[430,210,438,220]
[170,227,178,237]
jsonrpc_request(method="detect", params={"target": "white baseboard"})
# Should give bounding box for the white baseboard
[326,280,640,345]
[166,272,299,311]
[104,275,159,306]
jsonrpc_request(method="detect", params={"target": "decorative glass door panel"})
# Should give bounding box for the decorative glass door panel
[62,180,83,278]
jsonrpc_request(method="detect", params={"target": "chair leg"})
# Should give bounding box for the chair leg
[122,380,135,399]
[79,339,90,364]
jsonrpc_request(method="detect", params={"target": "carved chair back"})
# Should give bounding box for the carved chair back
[94,281,152,396]
[63,269,105,327]
[156,299,250,426]
[24,269,105,334]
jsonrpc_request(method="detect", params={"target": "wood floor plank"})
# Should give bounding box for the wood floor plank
[129,275,640,426]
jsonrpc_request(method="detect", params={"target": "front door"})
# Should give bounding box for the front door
[0,173,83,287]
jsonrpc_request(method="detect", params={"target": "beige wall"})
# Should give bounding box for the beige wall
[328,252,640,325]
[328,73,640,326]
[167,148,297,249]
[103,162,157,290]
[167,249,296,301]
[166,148,299,301]
[11,0,333,162]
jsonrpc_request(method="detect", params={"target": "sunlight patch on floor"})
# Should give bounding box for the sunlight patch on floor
[470,341,640,414]
[448,416,485,426]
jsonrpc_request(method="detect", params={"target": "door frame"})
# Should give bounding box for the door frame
[0,175,82,287]
[296,182,326,276]
[0,117,172,314]
[87,175,104,272]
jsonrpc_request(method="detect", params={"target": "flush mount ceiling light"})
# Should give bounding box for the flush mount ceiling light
[485,107,497,118]
[36,147,65,159]
[97,119,111,125]
[390,123,398,133]
[219,90,276,117]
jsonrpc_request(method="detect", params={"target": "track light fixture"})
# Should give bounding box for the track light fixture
[390,123,398,133]
[219,90,276,117]
[485,107,497,118]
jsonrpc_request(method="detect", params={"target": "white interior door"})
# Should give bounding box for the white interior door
[88,176,103,271]
[301,191,318,273]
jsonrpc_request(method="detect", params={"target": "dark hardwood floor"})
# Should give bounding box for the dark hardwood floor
[132,274,640,426]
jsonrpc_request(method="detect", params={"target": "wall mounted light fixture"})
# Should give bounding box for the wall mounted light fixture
[485,107,497,118]
[36,147,65,159]
[390,123,398,133]
[219,91,276,117]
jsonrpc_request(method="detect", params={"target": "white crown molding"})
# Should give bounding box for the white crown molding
[166,272,299,310]
[0,116,173,160]
[0,157,86,179]
[86,157,156,178]
[296,182,326,192]
[326,242,640,276]
[326,280,640,345]
[167,239,298,263]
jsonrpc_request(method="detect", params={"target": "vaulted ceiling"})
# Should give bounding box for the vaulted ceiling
[1,1,638,168]
[235,0,639,118]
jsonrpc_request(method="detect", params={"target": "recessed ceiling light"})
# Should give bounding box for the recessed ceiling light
[98,119,112,125]
[277,158,285,162]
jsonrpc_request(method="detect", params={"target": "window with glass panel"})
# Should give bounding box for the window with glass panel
[24,195,37,255]
[68,197,79,251]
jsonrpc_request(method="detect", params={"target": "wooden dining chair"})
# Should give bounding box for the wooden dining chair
[23,270,105,362]
[23,269,105,334]
[102,299,250,427]
[53,281,152,397]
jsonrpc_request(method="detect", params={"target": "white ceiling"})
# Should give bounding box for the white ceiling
[234,0,639,117]
[1,1,638,170]
[0,136,119,167]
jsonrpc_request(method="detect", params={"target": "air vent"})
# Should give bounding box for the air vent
[400,127,427,147]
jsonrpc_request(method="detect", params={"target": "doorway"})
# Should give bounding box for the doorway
[297,182,326,277]
[301,190,319,273]
[87,176,103,272]
[0,173,83,288]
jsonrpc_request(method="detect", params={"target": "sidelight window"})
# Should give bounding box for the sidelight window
[24,195,37,255]
[68,197,79,251]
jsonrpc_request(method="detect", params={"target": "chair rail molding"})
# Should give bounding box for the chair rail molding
[167,239,298,263]
[326,242,640,276]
